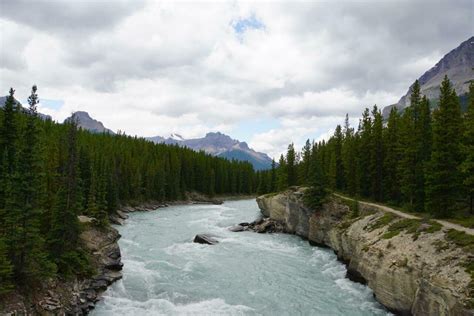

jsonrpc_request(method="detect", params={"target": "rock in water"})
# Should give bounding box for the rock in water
[228,225,247,232]
[193,234,219,245]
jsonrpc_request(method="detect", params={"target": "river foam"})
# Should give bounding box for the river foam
[92,199,391,316]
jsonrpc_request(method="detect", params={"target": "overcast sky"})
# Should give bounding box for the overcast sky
[0,0,472,158]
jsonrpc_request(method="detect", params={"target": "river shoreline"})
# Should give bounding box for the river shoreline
[256,187,473,315]
[0,192,243,315]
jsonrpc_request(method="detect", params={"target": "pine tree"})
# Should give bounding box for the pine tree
[342,114,357,195]
[13,85,55,283]
[276,154,287,191]
[257,171,268,195]
[0,237,13,295]
[0,88,18,210]
[358,108,372,197]
[299,139,312,185]
[333,125,345,190]
[269,159,276,192]
[399,82,421,210]
[328,150,337,190]
[48,121,88,277]
[286,143,297,186]
[461,81,474,213]
[370,106,384,201]
[304,144,328,209]
[0,88,22,287]
[383,107,402,204]
[426,76,463,217]
[414,95,432,211]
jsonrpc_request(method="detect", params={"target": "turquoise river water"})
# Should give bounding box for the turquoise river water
[92,199,390,315]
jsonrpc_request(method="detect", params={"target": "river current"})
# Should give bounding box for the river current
[92,199,390,315]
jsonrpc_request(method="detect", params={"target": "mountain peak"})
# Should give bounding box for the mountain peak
[383,36,474,116]
[147,131,273,170]
[65,111,114,134]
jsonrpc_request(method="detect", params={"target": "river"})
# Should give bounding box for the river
[92,199,390,315]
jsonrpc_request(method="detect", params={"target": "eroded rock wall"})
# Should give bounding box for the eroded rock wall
[256,188,473,316]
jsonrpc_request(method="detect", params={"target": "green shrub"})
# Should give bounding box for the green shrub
[445,229,474,253]
[367,213,396,231]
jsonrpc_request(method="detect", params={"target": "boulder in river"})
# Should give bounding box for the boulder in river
[228,225,247,232]
[193,234,219,245]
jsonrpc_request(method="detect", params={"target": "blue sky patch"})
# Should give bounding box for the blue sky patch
[39,98,64,110]
[232,117,279,141]
[232,15,264,35]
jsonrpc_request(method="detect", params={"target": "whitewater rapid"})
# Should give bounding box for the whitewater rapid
[92,199,390,315]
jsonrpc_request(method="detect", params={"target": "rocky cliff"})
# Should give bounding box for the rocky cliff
[257,188,473,315]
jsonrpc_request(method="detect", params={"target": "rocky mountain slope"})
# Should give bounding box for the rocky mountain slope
[257,188,473,315]
[383,36,473,117]
[65,111,115,134]
[149,132,273,170]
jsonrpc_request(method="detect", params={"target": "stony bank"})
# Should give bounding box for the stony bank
[256,187,473,316]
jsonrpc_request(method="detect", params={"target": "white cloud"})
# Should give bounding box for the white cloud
[0,0,471,158]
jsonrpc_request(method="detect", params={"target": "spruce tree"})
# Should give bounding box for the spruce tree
[426,76,463,217]
[461,81,474,213]
[286,143,297,187]
[0,89,22,286]
[333,125,345,190]
[269,159,276,192]
[358,108,372,197]
[342,114,357,195]
[299,139,312,185]
[276,154,287,191]
[0,237,13,295]
[383,107,401,204]
[0,88,17,210]
[370,106,384,201]
[14,85,55,283]
[304,144,328,209]
[48,120,87,276]
[399,81,421,210]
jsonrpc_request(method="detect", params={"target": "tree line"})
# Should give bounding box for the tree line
[0,86,259,294]
[258,77,474,217]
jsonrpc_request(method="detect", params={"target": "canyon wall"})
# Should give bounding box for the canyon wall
[257,188,473,316]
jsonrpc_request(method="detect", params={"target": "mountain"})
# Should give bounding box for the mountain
[64,111,115,134]
[148,132,273,170]
[147,133,184,144]
[383,36,474,117]
[0,96,52,121]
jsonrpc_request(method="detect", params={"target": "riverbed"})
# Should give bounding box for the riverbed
[92,199,389,315]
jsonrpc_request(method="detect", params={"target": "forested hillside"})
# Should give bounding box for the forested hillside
[258,77,474,220]
[0,86,257,295]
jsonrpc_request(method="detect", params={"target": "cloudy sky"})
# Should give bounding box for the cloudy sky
[0,0,472,158]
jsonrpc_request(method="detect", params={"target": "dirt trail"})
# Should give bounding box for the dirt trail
[333,193,474,235]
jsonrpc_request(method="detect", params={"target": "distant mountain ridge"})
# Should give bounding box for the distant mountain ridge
[148,132,274,170]
[0,96,52,121]
[62,111,273,170]
[64,111,115,134]
[383,36,474,117]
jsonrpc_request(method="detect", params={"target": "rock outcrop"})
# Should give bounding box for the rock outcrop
[256,187,473,315]
[382,36,474,117]
[65,111,115,134]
